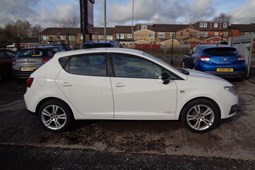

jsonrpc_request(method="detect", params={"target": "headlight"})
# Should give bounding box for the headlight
[224,86,237,95]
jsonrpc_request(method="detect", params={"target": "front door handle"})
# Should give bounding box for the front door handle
[115,83,126,87]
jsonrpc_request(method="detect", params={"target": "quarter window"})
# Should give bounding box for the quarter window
[62,54,107,76]
[111,53,163,79]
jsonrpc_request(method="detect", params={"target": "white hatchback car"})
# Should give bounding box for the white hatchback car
[24,48,238,133]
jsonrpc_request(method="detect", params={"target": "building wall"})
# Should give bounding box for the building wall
[134,29,155,44]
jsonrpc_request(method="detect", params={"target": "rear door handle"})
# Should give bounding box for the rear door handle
[61,82,72,87]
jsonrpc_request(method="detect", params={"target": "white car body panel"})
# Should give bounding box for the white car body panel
[111,77,177,119]
[24,48,238,123]
[56,70,114,118]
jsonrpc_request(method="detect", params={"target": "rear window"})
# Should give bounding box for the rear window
[204,47,237,56]
[83,43,112,49]
[17,49,46,58]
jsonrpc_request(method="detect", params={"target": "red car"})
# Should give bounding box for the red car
[0,49,16,80]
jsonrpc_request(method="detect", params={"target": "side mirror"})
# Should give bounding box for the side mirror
[161,72,170,84]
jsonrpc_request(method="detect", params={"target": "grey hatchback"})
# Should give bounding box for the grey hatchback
[13,48,53,78]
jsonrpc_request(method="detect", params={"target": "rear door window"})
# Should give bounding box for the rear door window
[17,49,46,58]
[61,53,107,76]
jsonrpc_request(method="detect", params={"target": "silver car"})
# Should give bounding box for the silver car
[13,48,53,78]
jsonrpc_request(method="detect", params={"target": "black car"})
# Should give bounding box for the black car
[82,41,123,49]
[0,49,16,80]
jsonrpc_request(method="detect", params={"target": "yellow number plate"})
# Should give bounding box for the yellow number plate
[20,66,37,72]
[216,68,234,72]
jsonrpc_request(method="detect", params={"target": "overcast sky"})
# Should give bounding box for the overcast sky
[0,0,254,28]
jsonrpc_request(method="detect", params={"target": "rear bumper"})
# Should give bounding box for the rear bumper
[13,70,33,78]
[204,71,246,78]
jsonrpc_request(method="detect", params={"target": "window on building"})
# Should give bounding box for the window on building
[199,22,208,28]
[158,32,165,38]
[69,36,75,41]
[136,34,141,38]
[214,23,219,28]
[200,32,208,38]
[190,32,197,37]
[223,32,228,36]
[42,36,48,40]
[60,36,65,40]
[214,32,219,36]
[80,35,84,40]
[127,34,132,39]
[116,33,120,39]
[223,23,228,28]
[98,35,104,39]
[147,34,154,38]
[141,25,147,29]
[169,32,175,37]
[120,34,125,39]
[106,35,113,40]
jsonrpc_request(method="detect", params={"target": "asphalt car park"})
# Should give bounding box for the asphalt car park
[0,72,255,169]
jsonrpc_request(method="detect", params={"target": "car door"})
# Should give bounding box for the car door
[110,53,178,120]
[56,53,114,118]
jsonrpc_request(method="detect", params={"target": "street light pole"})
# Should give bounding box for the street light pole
[171,34,174,65]
[104,0,107,42]
[131,0,134,42]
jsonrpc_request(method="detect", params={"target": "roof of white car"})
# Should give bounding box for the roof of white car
[54,48,144,59]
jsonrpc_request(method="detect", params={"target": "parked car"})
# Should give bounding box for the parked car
[37,43,71,52]
[24,48,238,133]
[0,49,16,80]
[13,48,54,78]
[190,44,246,79]
[36,45,64,55]
[82,41,122,49]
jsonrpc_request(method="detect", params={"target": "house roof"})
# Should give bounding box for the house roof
[192,21,229,31]
[40,27,80,35]
[115,25,133,33]
[93,27,115,34]
[151,24,188,32]
[230,24,255,32]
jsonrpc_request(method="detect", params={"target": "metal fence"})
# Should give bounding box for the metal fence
[229,34,255,78]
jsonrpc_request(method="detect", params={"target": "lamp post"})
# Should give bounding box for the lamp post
[131,0,134,42]
[170,34,174,65]
[104,0,107,42]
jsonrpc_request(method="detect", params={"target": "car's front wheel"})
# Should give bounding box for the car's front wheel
[38,99,74,132]
[181,99,220,133]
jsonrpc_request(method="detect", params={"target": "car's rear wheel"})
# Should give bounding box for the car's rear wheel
[38,99,74,132]
[181,99,220,133]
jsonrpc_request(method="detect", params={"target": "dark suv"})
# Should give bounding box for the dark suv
[82,41,122,49]
[0,49,16,80]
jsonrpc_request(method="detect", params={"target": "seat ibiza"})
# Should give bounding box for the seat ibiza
[24,48,238,133]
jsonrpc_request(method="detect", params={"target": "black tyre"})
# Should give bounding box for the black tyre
[181,99,220,133]
[38,99,74,132]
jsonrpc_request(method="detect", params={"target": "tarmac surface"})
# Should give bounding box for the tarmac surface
[0,75,255,169]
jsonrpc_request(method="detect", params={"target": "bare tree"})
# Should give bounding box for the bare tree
[31,24,43,38]
[213,13,232,23]
[57,13,80,46]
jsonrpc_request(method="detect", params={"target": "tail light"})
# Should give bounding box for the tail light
[200,56,211,62]
[12,58,16,65]
[42,57,50,63]
[26,77,34,88]
[238,55,245,61]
